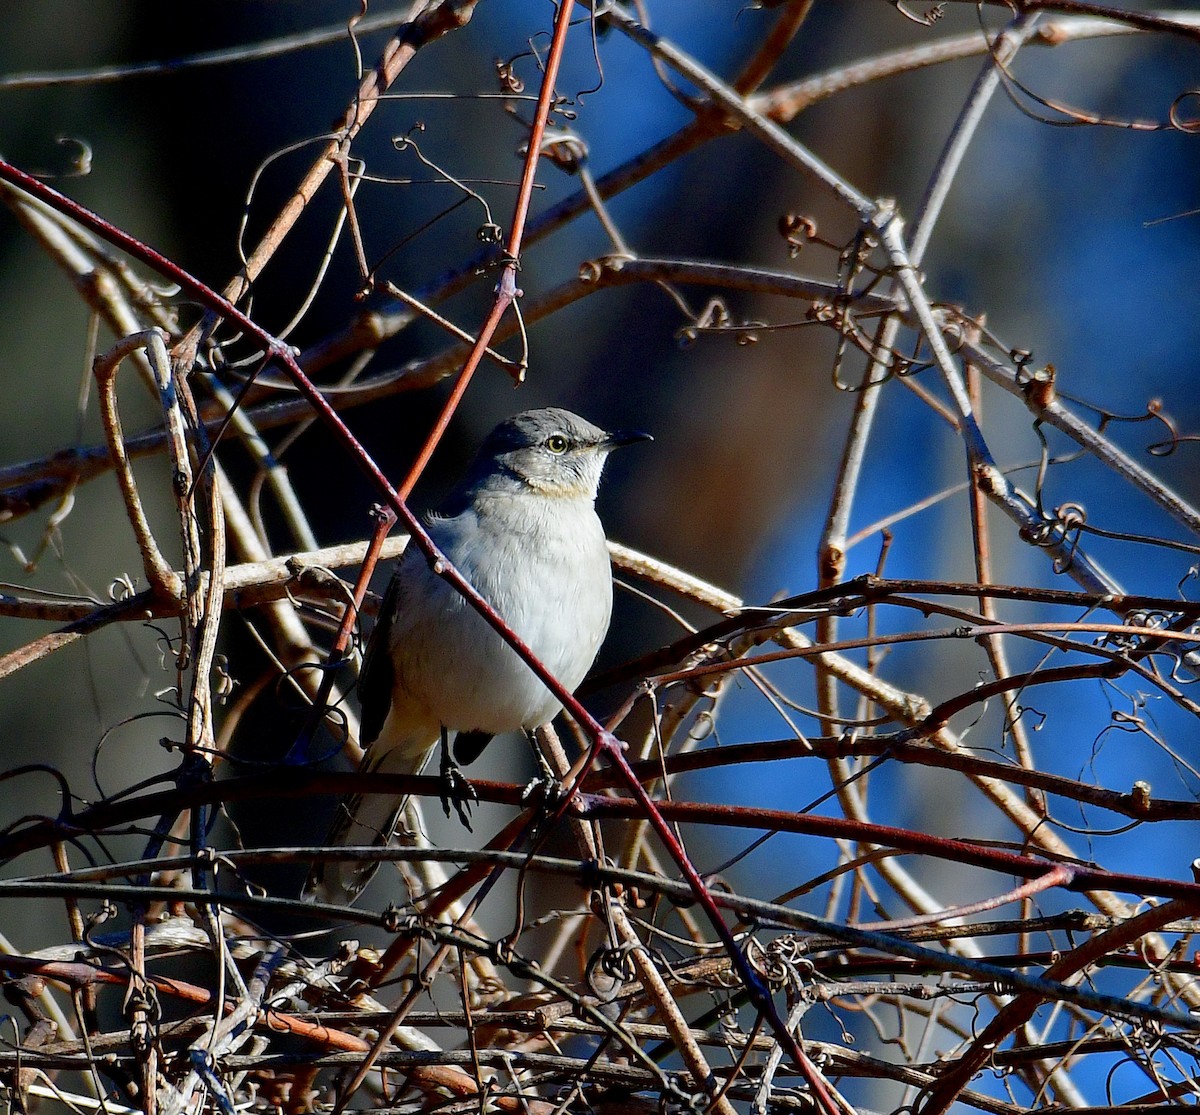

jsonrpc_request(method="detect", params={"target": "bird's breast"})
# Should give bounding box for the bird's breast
[387,497,613,735]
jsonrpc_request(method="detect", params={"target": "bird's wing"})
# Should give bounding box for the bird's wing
[357,571,402,748]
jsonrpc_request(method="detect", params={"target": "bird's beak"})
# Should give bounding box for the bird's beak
[604,428,654,450]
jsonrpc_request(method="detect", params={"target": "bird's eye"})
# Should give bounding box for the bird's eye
[545,434,569,454]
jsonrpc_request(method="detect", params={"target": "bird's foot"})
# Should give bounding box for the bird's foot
[439,744,478,829]
[522,772,567,813]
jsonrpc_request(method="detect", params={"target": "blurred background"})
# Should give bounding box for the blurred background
[2,1,1200,1108]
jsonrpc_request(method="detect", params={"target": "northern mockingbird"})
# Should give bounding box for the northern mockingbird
[305,408,650,903]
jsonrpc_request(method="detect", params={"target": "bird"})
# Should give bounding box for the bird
[304,408,651,904]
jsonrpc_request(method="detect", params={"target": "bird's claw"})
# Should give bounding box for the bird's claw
[520,773,565,811]
[439,749,478,829]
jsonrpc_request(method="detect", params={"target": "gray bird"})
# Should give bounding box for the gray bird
[305,408,650,904]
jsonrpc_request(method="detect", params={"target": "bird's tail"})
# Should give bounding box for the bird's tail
[302,743,434,906]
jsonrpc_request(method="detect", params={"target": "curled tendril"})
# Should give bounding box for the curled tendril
[54,136,93,177]
[551,93,577,122]
[579,257,609,284]
[744,935,788,986]
[889,0,945,25]
[1015,705,1047,732]
[674,299,766,348]
[1169,89,1200,134]
[1057,393,1181,459]
[495,58,525,95]
[82,902,119,946]
[749,935,816,993]
[538,127,588,173]
[1026,380,1180,460]
[125,981,162,1055]
[940,314,967,353]
[1168,660,1198,686]
[697,299,732,331]
[779,213,818,257]
[1055,502,1087,532]
[839,225,881,278]
[1145,409,1187,458]
[1053,532,1082,575]
[110,573,137,602]
[675,299,727,347]
[1110,709,1149,733]
[1019,507,1081,575]
[213,654,237,704]
[147,623,182,672]
[820,304,917,392]
[1132,610,1171,631]
[585,941,637,992]
[391,124,499,242]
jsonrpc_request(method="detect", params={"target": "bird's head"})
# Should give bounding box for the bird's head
[470,407,651,501]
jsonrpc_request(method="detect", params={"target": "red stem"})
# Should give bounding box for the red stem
[393,0,575,500]
[299,0,578,760]
[9,767,1200,907]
